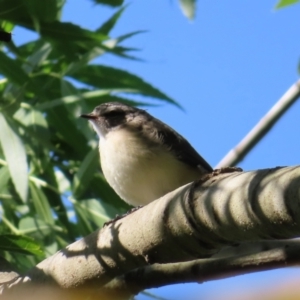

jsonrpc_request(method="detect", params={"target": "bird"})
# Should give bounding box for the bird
[81,102,213,207]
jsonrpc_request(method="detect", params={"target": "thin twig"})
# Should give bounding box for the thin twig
[103,241,300,296]
[216,80,300,168]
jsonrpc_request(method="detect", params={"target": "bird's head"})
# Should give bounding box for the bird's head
[81,102,147,138]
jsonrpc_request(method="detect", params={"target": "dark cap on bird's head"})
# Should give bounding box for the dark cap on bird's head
[80,102,148,137]
[81,102,139,119]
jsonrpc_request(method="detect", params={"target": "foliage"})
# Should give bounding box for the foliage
[0,0,176,272]
[179,0,196,19]
[275,0,300,9]
[0,0,296,275]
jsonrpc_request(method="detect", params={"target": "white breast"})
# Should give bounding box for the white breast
[99,129,201,206]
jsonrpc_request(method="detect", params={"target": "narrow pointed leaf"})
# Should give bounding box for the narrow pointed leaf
[115,30,145,43]
[19,217,52,239]
[275,0,300,9]
[0,52,29,86]
[70,65,178,105]
[36,89,114,110]
[0,0,31,25]
[39,22,108,58]
[179,0,196,19]
[74,198,119,227]
[0,234,44,256]
[29,181,55,225]
[0,166,10,193]
[91,0,124,7]
[24,42,52,73]
[97,6,126,35]
[24,0,63,22]
[73,202,94,236]
[73,148,99,198]
[41,21,107,42]
[0,113,28,202]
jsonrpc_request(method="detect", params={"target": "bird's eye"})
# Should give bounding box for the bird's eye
[102,110,126,128]
[103,110,125,118]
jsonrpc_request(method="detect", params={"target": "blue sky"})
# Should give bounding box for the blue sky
[14,0,300,299]
[61,0,300,171]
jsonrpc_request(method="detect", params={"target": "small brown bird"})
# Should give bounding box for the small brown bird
[81,102,212,206]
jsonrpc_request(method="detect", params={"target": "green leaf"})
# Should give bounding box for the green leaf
[114,30,145,44]
[24,0,63,23]
[60,78,77,97]
[40,21,108,59]
[36,89,114,110]
[1,85,25,116]
[0,51,29,86]
[23,42,52,73]
[41,21,107,42]
[0,20,15,39]
[46,105,89,160]
[72,148,99,198]
[0,166,10,193]
[0,0,63,30]
[14,106,50,144]
[73,198,120,230]
[70,65,178,106]
[72,201,94,236]
[64,49,105,75]
[179,0,196,19]
[26,73,62,101]
[275,0,300,9]
[0,0,30,25]
[18,40,45,58]
[97,6,126,35]
[91,0,124,7]
[29,181,55,225]
[0,113,28,202]
[41,167,75,241]
[0,234,44,256]
[19,216,52,239]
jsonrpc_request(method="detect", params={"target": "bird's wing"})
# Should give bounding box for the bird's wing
[144,116,213,173]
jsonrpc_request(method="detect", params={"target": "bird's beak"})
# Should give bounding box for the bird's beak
[80,113,97,120]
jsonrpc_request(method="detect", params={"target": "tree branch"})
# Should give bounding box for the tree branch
[1,166,300,299]
[103,240,300,296]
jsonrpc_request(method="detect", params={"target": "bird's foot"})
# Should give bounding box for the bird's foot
[212,166,243,175]
[103,205,143,227]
